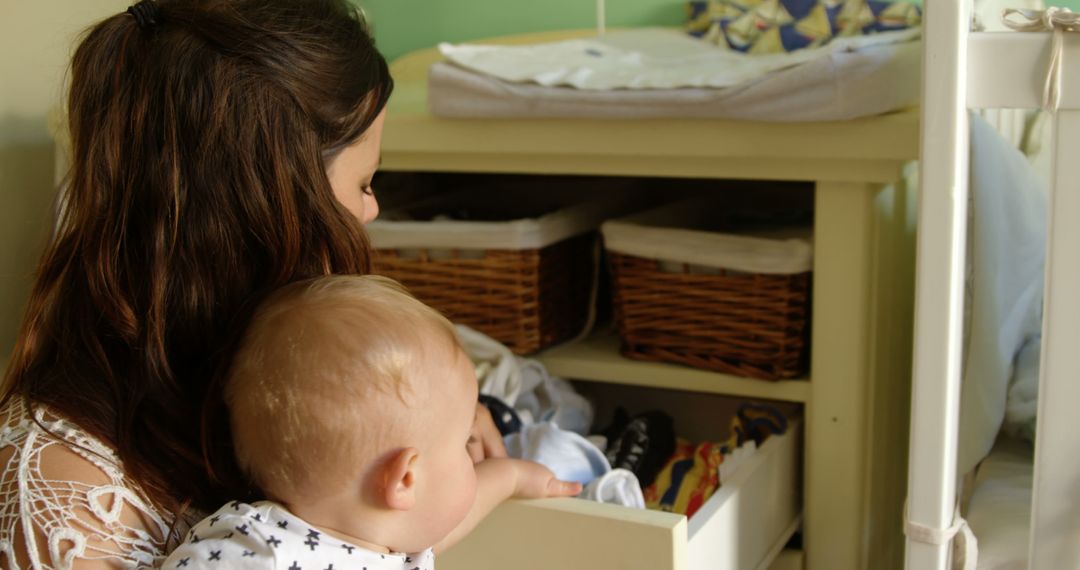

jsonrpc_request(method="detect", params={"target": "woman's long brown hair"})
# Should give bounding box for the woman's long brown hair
[1,0,392,520]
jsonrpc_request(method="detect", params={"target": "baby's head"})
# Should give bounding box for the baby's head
[226,275,478,552]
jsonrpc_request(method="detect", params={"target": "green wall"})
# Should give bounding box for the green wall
[361,0,1080,62]
[0,0,131,366]
[360,0,687,61]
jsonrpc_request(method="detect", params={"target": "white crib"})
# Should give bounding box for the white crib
[906,3,1080,569]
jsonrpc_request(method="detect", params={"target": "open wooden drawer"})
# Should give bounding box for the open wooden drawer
[440,386,803,570]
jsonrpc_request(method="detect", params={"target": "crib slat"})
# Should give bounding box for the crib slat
[905,1,970,569]
[1029,110,1080,569]
[968,32,1080,109]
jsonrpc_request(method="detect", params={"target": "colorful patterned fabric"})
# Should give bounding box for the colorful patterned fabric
[737,401,789,445]
[643,402,790,517]
[643,439,722,517]
[686,0,921,54]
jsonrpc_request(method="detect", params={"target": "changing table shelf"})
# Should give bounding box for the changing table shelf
[382,32,920,570]
[539,333,811,403]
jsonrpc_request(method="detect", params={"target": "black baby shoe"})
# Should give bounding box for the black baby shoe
[599,408,676,488]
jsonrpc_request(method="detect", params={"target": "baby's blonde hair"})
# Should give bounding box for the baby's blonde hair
[225,275,460,502]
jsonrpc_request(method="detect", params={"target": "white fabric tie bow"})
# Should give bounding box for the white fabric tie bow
[1003,7,1080,111]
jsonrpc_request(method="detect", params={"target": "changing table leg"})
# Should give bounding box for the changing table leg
[808,180,914,570]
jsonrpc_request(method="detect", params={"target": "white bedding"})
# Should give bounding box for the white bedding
[966,437,1033,570]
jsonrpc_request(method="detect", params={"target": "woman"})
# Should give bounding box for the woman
[0,1,503,567]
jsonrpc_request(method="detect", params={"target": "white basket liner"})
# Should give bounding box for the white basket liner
[368,190,653,251]
[601,198,813,275]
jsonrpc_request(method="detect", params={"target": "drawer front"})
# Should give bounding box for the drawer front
[769,549,805,570]
[439,418,801,570]
[689,421,802,570]
[439,499,686,570]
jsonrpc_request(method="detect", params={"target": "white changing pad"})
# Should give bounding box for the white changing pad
[438,27,919,90]
[430,28,921,121]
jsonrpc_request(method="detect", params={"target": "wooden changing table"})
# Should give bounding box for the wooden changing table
[382,30,920,570]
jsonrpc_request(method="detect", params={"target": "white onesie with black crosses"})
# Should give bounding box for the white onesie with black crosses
[159,500,435,570]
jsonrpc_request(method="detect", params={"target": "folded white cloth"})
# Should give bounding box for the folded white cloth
[580,468,645,509]
[458,325,524,405]
[504,422,611,486]
[460,325,593,435]
[513,359,593,436]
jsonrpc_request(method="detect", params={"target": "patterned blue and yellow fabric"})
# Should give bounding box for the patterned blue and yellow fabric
[686,0,921,54]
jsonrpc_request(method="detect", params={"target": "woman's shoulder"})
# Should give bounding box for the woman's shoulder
[0,397,177,569]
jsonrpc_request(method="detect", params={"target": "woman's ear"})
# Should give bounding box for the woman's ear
[381,447,419,511]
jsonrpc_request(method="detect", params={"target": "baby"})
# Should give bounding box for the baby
[161,275,580,569]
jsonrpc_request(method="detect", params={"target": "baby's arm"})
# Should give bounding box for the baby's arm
[432,458,581,554]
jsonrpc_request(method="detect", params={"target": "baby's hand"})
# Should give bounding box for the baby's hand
[436,459,583,553]
[510,459,583,499]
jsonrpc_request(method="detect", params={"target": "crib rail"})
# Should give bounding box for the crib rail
[969,26,1080,570]
[908,8,1080,570]
[906,1,970,569]
[1029,107,1080,567]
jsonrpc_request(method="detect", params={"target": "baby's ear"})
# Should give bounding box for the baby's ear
[381,448,418,511]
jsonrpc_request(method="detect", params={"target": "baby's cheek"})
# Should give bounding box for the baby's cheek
[454,465,479,521]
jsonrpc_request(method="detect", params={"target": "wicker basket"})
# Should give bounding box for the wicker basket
[603,198,813,380]
[375,235,595,354]
[369,184,649,354]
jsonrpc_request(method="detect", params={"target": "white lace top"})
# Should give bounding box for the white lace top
[0,398,175,569]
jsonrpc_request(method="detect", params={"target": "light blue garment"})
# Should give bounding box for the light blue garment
[504,421,611,485]
[958,114,1047,475]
